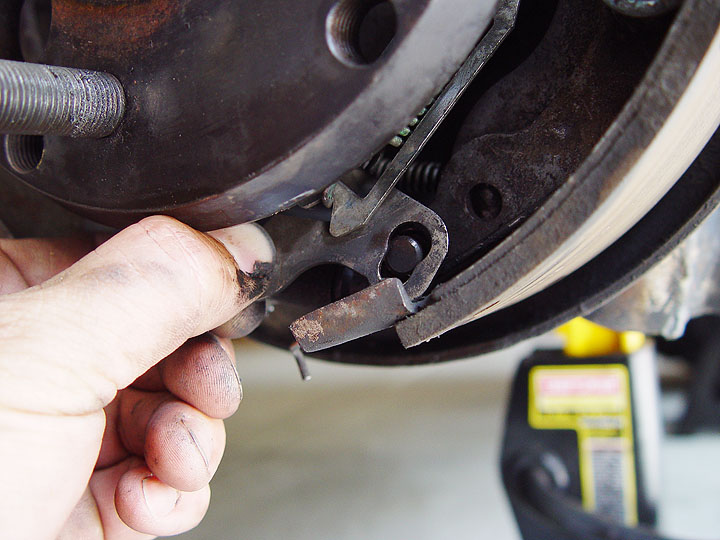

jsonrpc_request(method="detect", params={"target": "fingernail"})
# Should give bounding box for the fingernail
[142,476,180,518]
[209,224,275,274]
[232,361,243,403]
[181,418,210,472]
[204,333,243,400]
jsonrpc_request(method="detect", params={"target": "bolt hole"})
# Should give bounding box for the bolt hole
[469,183,502,220]
[326,0,398,67]
[4,135,45,174]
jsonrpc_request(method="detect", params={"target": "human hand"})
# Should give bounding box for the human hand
[0,216,274,539]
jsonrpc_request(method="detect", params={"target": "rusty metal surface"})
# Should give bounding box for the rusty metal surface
[1,0,497,230]
[51,0,180,54]
[290,278,416,353]
[2,0,719,367]
[292,126,720,365]
[588,207,720,339]
[327,0,519,238]
[0,166,91,238]
[396,0,720,348]
[264,178,448,300]
[431,0,670,276]
[0,0,22,61]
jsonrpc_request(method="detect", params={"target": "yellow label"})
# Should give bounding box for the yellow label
[529,364,638,526]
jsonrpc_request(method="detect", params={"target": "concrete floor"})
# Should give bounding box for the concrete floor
[175,340,526,540]
[174,340,720,540]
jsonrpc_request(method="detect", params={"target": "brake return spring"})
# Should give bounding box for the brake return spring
[365,156,443,199]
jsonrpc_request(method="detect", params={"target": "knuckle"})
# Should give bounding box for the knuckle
[135,216,240,315]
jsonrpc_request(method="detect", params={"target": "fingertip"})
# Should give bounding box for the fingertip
[141,475,179,519]
[161,334,242,418]
[115,466,211,537]
[145,402,226,492]
[216,335,244,407]
[89,457,152,540]
[209,223,275,274]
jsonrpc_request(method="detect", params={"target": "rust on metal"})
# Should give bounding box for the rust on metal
[290,278,417,353]
[52,0,179,53]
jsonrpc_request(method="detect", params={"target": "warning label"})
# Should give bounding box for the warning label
[528,365,637,526]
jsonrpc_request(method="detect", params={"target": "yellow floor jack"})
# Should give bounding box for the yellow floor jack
[501,318,668,540]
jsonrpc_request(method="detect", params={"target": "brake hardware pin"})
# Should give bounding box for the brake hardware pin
[290,342,312,382]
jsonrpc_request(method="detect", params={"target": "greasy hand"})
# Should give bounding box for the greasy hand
[0,216,274,540]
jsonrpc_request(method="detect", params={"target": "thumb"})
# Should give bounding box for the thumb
[0,216,274,415]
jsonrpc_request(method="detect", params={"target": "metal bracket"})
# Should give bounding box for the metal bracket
[290,278,418,353]
[264,188,448,353]
[327,0,520,238]
[264,186,449,301]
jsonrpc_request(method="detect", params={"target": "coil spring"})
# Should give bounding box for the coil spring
[365,157,443,198]
[388,104,432,148]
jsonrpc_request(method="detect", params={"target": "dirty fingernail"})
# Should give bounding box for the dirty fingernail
[209,223,275,274]
[142,476,180,518]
